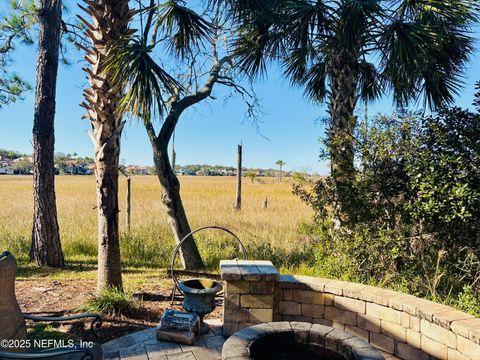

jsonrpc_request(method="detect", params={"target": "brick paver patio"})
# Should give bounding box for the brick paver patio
[102,318,225,360]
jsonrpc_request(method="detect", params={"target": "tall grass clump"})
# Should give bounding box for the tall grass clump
[82,287,139,317]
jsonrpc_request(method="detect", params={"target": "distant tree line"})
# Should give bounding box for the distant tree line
[2,148,291,178]
[173,164,283,177]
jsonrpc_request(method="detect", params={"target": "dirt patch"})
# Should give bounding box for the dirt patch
[15,279,223,344]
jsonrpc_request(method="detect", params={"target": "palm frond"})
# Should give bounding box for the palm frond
[282,46,310,84]
[358,60,384,102]
[379,19,431,106]
[381,0,475,108]
[208,0,282,21]
[396,0,476,24]
[103,37,182,123]
[338,0,383,50]
[302,59,329,103]
[282,0,332,48]
[233,22,284,77]
[157,0,214,57]
[420,63,463,108]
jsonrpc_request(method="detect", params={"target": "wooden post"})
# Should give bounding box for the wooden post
[120,168,131,234]
[234,144,242,210]
[126,176,131,234]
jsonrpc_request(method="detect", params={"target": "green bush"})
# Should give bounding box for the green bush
[293,86,480,313]
[456,285,480,318]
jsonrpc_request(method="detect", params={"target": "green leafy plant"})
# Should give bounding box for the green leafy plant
[294,89,480,304]
[457,285,480,317]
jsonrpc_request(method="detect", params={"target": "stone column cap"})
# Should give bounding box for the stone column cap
[220,260,279,281]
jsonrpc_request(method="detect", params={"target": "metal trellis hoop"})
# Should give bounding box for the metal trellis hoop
[170,225,248,304]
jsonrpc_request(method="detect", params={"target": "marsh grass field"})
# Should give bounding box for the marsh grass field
[0,175,313,287]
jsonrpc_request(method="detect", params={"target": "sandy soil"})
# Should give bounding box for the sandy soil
[15,279,222,343]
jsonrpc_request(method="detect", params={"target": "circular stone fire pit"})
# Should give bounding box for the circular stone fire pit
[222,322,384,360]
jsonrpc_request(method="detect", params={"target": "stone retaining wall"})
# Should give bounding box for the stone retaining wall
[275,274,480,360]
[220,261,480,360]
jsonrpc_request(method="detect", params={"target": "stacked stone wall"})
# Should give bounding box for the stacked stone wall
[275,275,480,360]
[221,261,480,360]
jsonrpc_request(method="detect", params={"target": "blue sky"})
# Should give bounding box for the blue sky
[0,9,479,175]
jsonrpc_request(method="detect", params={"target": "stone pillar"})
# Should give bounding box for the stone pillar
[220,260,279,336]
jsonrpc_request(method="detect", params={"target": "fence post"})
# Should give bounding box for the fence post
[120,168,131,234]
[234,144,242,210]
[126,176,131,233]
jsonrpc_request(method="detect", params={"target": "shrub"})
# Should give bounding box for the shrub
[456,285,480,317]
[293,91,480,305]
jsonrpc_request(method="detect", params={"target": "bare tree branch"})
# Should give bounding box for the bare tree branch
[158,54,233,142]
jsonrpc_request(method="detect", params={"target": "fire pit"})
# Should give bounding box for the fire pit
[222,322,384,360]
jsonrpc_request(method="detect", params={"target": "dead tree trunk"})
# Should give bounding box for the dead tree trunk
[141,55,233,269]
[149,132,204,269]
[234,144,242,210]
[30,0,64,268]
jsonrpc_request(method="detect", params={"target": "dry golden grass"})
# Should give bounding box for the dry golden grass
[0,175,313,273]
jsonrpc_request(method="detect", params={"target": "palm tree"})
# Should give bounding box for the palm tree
[276,160,285,182]
[217,0,475,213]
[30,0,64,268]
[78,0,137,291]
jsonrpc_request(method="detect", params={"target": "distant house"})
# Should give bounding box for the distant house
[177,169,196,176]
[125,165,149,175]
[0,160,14,175]
[0,167,13,175]
[219,168,235,176]
[0,165,14,175]
[61,160,94,175]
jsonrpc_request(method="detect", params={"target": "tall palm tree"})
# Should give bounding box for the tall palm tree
[276,160,285,182]
[217,0,475,214]
[30,0,64,267]
[78,0,137,291]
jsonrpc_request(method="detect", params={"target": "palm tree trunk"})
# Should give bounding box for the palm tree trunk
[329,53,360,213]
[80,0,135,291]
[95,151,123,290]
[30,0,64,268]
[149,134,204,269]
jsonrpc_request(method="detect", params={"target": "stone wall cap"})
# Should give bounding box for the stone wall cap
[220,260,279,281]
[278,274,333,291]
[450,318,480,342]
